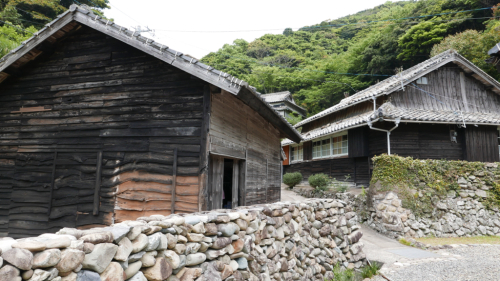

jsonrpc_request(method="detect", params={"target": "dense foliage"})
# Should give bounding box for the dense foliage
[283,172,303,188]
[202,0,500,116]
[370,154,500,216]
[0,0,108,57]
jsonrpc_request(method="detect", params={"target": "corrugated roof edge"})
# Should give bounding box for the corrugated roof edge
[294,49,500,128]
[0,4,302,143]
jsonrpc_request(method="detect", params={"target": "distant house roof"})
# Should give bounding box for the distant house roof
[0,4,302,143]
[261,91,295,103]
[294,50,500,128]
[261,91,306,116]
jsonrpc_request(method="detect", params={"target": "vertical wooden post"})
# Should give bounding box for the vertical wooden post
[199,85,211,211]
[265,159,268,203]
[232,160,239,208]
[47,151,57,216]
[93,151,103,216]
[239,151,247,206]
[171,148,178,215]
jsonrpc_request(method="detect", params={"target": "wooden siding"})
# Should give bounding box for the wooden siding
[0,26,203,237]
[348,127,369,157]
[389,123,465,160]
[391,65,500,113]
[209,92,282,206]
[464,126,500,162]
[283,158,358,185]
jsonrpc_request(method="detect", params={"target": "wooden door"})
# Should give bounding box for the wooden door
[209,155,224,210]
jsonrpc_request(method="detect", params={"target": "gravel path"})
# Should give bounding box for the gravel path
[372,245,500,281]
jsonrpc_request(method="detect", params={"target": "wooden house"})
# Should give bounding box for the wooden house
[282,50,500,187]
[0,5,301,237]
[261,91,306,118]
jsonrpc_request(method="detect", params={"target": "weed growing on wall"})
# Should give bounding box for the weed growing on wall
[370,155,500,216]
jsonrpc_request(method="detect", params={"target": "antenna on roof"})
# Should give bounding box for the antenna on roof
[132,26,155,37]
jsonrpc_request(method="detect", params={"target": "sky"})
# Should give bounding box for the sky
[105,0,398,59]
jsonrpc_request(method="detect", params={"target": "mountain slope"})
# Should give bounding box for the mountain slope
[201,0,500,117]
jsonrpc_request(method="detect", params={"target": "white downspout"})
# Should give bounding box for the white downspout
[367,118,401,155]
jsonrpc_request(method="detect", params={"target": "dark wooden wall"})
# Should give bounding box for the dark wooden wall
[209,91,282,206]
[0,26,204,237]
[284,158,354,182]
[389,123,465,160]
[349,127,369,157]
[464,125,499,162]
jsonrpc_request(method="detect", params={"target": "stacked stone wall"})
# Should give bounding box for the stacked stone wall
[0,199,366,281]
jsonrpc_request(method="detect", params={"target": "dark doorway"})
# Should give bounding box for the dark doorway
[209,155,242,210]
[223,159,234,209]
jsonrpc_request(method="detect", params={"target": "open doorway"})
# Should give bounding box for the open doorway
[223,159,233,209]
[209,155,241,210]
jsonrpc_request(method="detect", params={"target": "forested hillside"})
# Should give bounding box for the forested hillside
[0,0,108,57]
[201,0,500,117]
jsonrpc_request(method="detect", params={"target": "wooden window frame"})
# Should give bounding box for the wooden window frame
[290,144,303,163]
[312,132,348,160]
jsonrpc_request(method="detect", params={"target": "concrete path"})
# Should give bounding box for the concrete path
[280,186,308,202]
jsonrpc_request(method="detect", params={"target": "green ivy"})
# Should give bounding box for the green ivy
[370,155,500,216]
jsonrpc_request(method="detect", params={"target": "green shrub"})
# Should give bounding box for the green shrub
[332,176,351,193]
[283,172,302,188]
[331,264,355,281]
[308,173,330,191]
[360,262,381,279]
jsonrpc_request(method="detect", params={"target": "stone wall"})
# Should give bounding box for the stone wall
[359,173,500,239]
[0,199,366,281]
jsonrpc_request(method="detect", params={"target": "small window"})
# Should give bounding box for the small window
[450,130,457,143]
[416,77,428,85]
[291,145,303,162]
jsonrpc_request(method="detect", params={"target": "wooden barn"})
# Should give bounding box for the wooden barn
[283,50,500,187]
[0,5,301,237]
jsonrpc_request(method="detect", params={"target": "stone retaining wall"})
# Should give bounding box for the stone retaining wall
[357,168,500,239]
[0,199,366,281]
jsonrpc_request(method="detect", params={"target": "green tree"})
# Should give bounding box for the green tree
[397,21,450,64]
[431,20,500,79]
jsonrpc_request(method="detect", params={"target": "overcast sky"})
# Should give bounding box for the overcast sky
[105,0,400,59]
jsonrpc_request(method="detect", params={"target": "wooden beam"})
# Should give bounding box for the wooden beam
[171,148,178,214]
[239,153,246,206]
[47,151,57,216]
[232,160,239,208]
[93,151,103,216]
[199,85,211,211]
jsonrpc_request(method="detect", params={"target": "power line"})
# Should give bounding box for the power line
[155,6,494,33]
[105,1,141,25]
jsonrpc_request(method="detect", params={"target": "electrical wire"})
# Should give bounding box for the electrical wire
[0,19,33,34]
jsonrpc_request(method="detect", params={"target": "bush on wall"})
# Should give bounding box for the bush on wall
[283,172,303,188]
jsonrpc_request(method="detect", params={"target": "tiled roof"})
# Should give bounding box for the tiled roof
[295,50,500,128]
[282,102,500,145]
